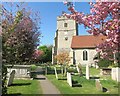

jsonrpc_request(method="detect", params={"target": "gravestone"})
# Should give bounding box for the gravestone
[95,79,102,91]
[111,68,116,80]
[116,68,120,82]
[54,67,58,79]
[96,64,99,69]
[45,66,47,75]
[7,70,15,86]
[7,65,30,78]
[112,67,120,82]
[86,64,90,79]
[76,63,82,76]
[67,72,72,87]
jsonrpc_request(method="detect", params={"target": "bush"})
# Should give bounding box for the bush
[69,65,76,67]
[30,64,37,71]
[67,68,77,73]
[108,63,118,68]
[98,59,113,68]
[30,64,37,79]
[30,72,37,79]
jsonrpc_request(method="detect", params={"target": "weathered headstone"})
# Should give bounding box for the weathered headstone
[76,63,82,76]
[112,67,120,82]
[7,70,15,86]
[7,65,30,78]
[86,64,90,79]
[95,79,102,91]
[116,67,120,82]
[67,72,72,87]
[45,66,47,75]
[54,67,58,79]
[111,68,116,80]
[76,64,80,73]
[96,64,99,69]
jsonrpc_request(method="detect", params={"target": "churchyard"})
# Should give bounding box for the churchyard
[46,65,119,94]
[2,2,119,96]
[6,63,119,95]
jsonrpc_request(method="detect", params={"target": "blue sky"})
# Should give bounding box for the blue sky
[4,2,91,46]
[27,2,91,46]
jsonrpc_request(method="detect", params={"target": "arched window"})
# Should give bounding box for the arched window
[83,50,88,61]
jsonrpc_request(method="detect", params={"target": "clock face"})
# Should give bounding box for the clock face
[64,32,68,35]
[65,36,68,40]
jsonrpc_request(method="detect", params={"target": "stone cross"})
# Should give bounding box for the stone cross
[67,72,72,87]
[7,70,15,86]
[86,64,90,79]
[54,67,58,79]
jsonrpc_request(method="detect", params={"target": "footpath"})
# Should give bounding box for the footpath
[35,66,61,95]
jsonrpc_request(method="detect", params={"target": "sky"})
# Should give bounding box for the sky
[3,2,91,46]
[27,2,91,46]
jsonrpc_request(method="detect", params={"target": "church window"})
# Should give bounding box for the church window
[64,23,67,27]
[83,50,88,61]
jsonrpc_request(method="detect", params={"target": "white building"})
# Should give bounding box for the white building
[52,15,106,66]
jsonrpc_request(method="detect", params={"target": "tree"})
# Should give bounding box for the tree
[2,3,41,65]
[1,2,41,94]
[64,1,119,63]
[54,51,71,76]
[38,45,52,63]
[32,49,44,62]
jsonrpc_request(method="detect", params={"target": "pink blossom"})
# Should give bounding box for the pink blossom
[64,1,119,60]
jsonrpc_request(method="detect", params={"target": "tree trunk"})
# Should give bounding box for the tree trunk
[64,66,67,76]
[61,65,63,75]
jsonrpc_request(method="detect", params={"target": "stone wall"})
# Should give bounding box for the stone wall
[7,65,31,79]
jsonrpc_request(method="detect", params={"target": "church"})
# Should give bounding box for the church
[52,15,106,66]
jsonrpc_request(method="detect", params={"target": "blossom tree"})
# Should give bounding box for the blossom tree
[64,1,119,63]
[54,51,71,76]
[2,3,41,65]
[32,49,44,62]
[1,2,41,94]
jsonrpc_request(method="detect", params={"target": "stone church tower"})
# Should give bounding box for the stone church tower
[52,15,78,64]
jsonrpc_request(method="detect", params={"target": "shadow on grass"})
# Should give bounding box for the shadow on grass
[10,83,31,86]
[72,80,82,87]
[114,85,118,88]
[34,77,46,80]
[102,87,108,92]
[90,76,100,79]
[6,93,21,96]
[72,84,82,87]
[58,78,67,80]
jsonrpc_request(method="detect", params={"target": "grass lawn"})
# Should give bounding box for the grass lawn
[7,79,42,95]
[46,67,119,95]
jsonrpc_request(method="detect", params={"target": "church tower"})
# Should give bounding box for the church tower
[52,15,78,64]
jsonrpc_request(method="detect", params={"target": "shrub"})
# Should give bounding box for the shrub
[69,65,76,67]
[108,63,118,68]
[30,64,37,79]
[30,64,37,71]
[67,68,77,73]
[98,59,113,68]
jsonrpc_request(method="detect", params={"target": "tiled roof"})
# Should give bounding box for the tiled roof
[71,35,106,49]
